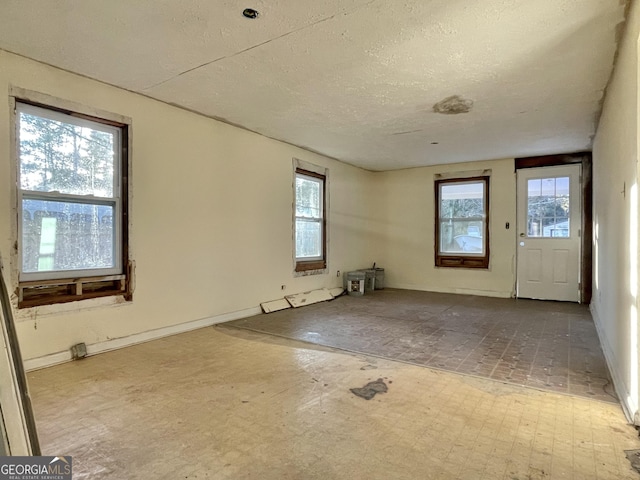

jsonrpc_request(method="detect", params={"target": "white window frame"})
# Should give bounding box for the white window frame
[16,102,123,282]
[295,171,324,262]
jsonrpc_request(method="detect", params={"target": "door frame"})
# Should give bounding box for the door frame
[515,152,592,303]
[0,259,40,455]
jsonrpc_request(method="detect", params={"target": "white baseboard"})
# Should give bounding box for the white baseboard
[23,306,262,372]
[389,283,513,298]
[590,303,636,423]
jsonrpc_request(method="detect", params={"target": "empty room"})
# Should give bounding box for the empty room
[2,1,640,479]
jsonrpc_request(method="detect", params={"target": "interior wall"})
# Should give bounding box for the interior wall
[0,50,378,361]
[374,158,517,298]
[0,49,576,366]
[591,0,640,422]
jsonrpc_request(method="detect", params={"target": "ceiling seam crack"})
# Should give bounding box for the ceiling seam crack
[142,0,379,91]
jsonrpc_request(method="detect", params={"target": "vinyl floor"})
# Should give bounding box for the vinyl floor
[27,325,640,479]
[227,289,616,403]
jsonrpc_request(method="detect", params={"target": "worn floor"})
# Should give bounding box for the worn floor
[228,289,615,403]
[28,325,640,479]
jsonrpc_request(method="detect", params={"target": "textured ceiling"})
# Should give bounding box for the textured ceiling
[0,0,628,171]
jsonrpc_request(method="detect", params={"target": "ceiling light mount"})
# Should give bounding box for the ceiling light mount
[242,8,260,19]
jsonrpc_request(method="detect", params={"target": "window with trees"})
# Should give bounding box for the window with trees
[294,168,326,272]
[526,176,570,238]
[435,176,489,268]
[16,101,130,307]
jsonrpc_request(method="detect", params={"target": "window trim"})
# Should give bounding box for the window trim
[434,175,490,269]
[13,97,132,308]
[294,168,327,272]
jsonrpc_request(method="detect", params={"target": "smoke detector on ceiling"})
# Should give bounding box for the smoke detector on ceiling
[243,8,260,19]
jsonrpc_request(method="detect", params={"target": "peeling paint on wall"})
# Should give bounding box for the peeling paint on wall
[433,95,474,115]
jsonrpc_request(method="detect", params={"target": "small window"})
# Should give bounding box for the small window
[435,176,489,268]
[526,176,570,238]
[295,168,326,272]
[16,101,130,307]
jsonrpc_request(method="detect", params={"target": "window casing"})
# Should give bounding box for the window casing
[15,101,130,307]
[435,176,490,268]
[295,168,326,272]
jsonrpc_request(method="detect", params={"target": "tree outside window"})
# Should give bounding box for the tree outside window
[435,177,490,268]
[16,101,130,307]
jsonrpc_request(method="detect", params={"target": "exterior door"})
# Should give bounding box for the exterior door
[516,164,581,302]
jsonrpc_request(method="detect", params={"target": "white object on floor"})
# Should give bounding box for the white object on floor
[285,288,333,308]
[328,287,345,298]
[260,299,292,314]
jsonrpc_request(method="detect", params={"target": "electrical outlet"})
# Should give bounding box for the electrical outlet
[281,285,286,290]
[336,270,341,277]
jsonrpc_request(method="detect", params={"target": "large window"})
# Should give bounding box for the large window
[16,101,130,307]
[295,168,326,272]
[435,176,489,268]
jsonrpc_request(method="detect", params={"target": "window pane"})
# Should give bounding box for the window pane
[440,182,485,218]
[544,217,569,237]
[527,176,570,238]
[19,110,115,197]
[439,220,485,254]
[556,177,569,195]
[295,219,322,259]
[295,175,322,219]
[22,199,115,273]
[527,179,541,197]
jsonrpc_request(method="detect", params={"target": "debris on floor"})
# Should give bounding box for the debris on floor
[350,378,388,400]
[285,288,333,308]
[624,449,640,473]
[260,298,291,313]
[360,364,378,370]
[328,287,345,298]
[262,288,345,314]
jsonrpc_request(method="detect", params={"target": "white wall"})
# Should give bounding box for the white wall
[0,50,378,362]
[591,0,640,422]
[0,50,540,367]
[374,159,517,298]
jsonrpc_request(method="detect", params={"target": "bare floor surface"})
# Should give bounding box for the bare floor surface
[228,289,616,402]
[28,326,640,479]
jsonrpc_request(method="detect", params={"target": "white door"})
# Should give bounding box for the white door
[516,165,581,302]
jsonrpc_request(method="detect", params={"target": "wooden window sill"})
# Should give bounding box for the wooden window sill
[295,260,327,272]
[18,274,130,308]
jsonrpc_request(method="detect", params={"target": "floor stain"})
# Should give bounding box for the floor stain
[350,378,388,400]
[625,449,640,473]
[360,364,378,370]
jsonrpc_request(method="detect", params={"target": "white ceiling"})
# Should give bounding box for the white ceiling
[0,0,628,171]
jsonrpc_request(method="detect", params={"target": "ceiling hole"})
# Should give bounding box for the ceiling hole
[242,8,259,19]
